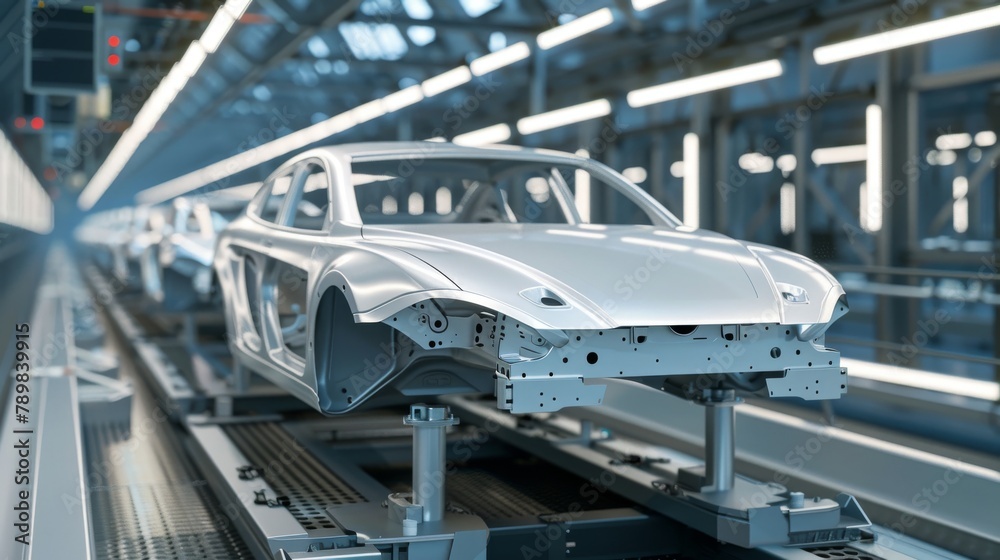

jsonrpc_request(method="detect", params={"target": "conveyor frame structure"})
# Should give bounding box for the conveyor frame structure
[4,256,996,560]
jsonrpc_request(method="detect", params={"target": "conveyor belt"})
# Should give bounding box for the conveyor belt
[224,422,367,531]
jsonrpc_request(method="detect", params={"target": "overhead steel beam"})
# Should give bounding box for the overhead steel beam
[910,60,1000,91]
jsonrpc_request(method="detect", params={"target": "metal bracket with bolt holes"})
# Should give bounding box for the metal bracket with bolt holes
[490,315,845,412]
[765,367,848,400]
[388,305,496,350]
[495,375,607,413]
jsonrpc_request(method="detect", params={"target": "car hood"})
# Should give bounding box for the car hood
[361,224,843,329]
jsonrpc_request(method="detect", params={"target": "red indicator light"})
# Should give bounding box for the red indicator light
[43,167,57,181]
[108,54,120,65]
[14,117,26,128]
[108,35,120,47]
[30,117,44,130]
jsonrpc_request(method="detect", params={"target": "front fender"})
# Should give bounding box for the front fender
[312,245,459,320]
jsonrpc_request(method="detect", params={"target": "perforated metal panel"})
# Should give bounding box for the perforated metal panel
[90,481,252,559]
[224,422,366,531]
[85,421,252,560]
[805,546,885,560]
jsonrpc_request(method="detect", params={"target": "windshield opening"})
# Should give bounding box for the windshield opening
[351,157,664,226]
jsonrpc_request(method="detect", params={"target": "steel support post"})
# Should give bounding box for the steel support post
[792,37,812,256]
[875,50,916,363]
[182,313,198,349]
[704,403,736,492]
[404,404,458,522]
[995,167,1000,383]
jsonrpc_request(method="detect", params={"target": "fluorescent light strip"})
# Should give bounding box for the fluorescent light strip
[537,8,614,50]
[223,0,251,18]
[814,5,1000,64]
[779,183,795,234]
[975,130,997,147]
[128,42,781,211]
[139,81,438,205]
[78,0,251,210]
[627,59,783,107]
[737,153,773,174]
[859,182,869,232]
[953,197,969,233]
[200,10,235,53]
[176,41,207,76]
[811,144,867,165]
[631,0,668,11]
[776,154,796,173]
[935,132,972,150]
[470,42,530,76]
[383,85,424,112]
[421,66,472,97]
[516,99,611,135]
[865,104,883,232]
[682,132,699,228]
[953,176,968,198]
[453,123,511,146]
[953,177,969,233]
[348,99,387,124]
[137,116,353,205]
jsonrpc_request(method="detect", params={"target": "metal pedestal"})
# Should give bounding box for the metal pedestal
[326,403,488,559]
[404,403,458,523]
[704,401,736,492]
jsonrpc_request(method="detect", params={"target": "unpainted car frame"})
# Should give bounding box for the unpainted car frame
[140,194,249,311]
[214,142,849,416]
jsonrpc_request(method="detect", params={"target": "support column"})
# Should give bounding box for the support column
[404,404,458,523]
[182,313,197,349]
[792,37,812,256]
[704,403,735,492]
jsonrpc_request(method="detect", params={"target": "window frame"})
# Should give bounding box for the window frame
[249,158,333,233]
